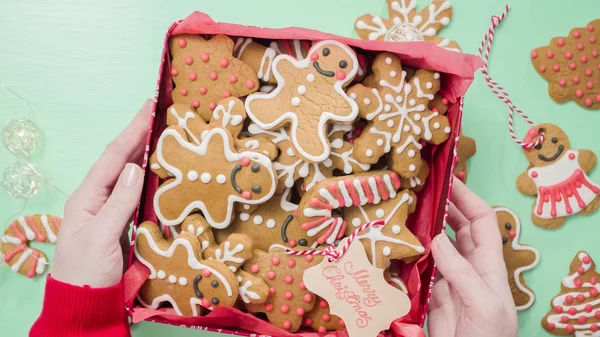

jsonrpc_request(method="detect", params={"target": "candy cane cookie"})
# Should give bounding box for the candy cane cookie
[1,215,61,278]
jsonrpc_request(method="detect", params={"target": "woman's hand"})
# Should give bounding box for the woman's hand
[428,177,518,337]
[51,100,152,288]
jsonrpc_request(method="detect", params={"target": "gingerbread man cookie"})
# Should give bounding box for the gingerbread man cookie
[531,19,600,109]
[517,124,600,229]
[242,249,322,332]
[355,0,459,51]
[245,40,359,163]
[455,134,476,182]
[169,34,258,121]
[153,126,276,228]
[542,251,600,336]
[347,53,451,178]
[1,214,61,278]
[495,207,539,311]
[385,266,409,294]
[134,221,239,316]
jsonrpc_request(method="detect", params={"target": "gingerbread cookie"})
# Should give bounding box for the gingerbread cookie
[134,221,239,316]
[530,20,600,109]
[495,207,539,311]
[245,40,359,163]
[242,249,322,332]
[343,189,424,269]
[355,0,460,51]
[302,297,345,333]
[385,267,409,294]
[517,124,600,229]
[153,126,276,228]
[347,53,451,178]
[1,215,60,278]
[169,34,258,121]
[542,251,600,336]
[455,134,476,182]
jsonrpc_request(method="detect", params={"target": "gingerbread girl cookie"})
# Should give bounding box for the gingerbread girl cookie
[355,0,459,51]
[245,40,359,163]
[542,251,600,336]
[495,207,539,311]
[517,124,600,229]
[169,34,258,121]
[1,214,61,278]
[153,126,276,228]
[347,52,451,178]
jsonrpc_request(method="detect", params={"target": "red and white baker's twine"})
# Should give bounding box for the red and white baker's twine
[478,5,544,150]
[284,220,385,262]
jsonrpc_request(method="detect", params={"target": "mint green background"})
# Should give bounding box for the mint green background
[1,0,600,336]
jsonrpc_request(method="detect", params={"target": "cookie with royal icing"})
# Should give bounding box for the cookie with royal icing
[354,0,460,51]
[455,134,476,182]
[302,297,345,333]
[1,215,61,278]
[542,251,600,335]
[153,126,276,228]
[517,123,600,229]
[169,34,258,121]
[245,40,359,163]
[347,52,451,178]
[495,206,539,311]
[530,19,600,109]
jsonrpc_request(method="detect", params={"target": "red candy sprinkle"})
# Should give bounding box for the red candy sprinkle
[220,59,229,68]
[569,153,577,160]
[272,257,280,266]
[280,304,290,313]
[566,295,574,304]
[282,321,291,330]
[287,259,296,268]
[557,38,566,47]
[588,81,595,89]
[566,325,574,333]
[586,69,594,77]
[288,239,297,247]
[299,282,306,290]
[591,288,599,296]
[569,63,577,70]
[555,306,564,313]
[595,310,600,318]
[177,39,187,48]
[319,300,328,308]
[202,269,211,277]
[180,88,188,96]
[171,68,179,76]
[317,326,326,334]
[559,79,567,87]
[573,76,580,84]
[185,56,193,65]
[561,316,569,323]
[304,318,313,325]
[593,50,599,58]
[199,86,208,95]
[245,79,255,89]
[339,319,345,327]
[267,271,276,280]
[209,102,217,110]
[574,31,582,38]
[304,294,313,302]
[201,53,210,62]
[565,52,573,59]
[597,95,600,102]
[189,72,197,81]
[442,98,449,105]
[251,264,260,273]
[192,100,200,108]
[531,51,538,59]
[209,72,218,80]
[576,90,584,98]
[586,304,594,312]
[569,307,577,315]
[321,314,331,322]
[578,43,585,51]
[223,90,232,98]
[578,267,586,274]
[591,37,597,44]
[586,98,594,106]
[589,24,596,32]
[582,56,589,63]
[593,324,600,332]
[269,287,276,296]
[284,275,294,284]
[296,308,305,316]
[575,277,584,286]
[532,171,539,178]
[241,157,250,166]
[265,303,273,312]
[284,291,293,300]
[229,75,238,83]
[305,255,313,262]
[546,50,554,58]
[201,298,210,308]
[577,294,586,302]
[539,65,547,72]
[547,322,556,330]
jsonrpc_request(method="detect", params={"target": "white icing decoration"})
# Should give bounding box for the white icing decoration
[200,172,211,184]
[168,275,177,283]
[286,148,295,156]
[187,171,198,181]
[216,174,226,184]
[390,71,397,78]
[297,85,307,95]
[2,235,22,245]
[392,225,401,234]
[266,219,276,229]
[409,164,416,172]
[388,273,408,294]
[387,120,395,128]
[375,209,385,218]
[17,216,35,241]
[243,140,260,150]
[350,92,357,100]
[385,57,393,65]
[10,248,32,272]
[179,277,188,286]
[257,47,277,81]
[40,215,57,243]
[248,124,289,144]
[408,149,416,157]
[240,213,250,221]
[291,97,301,107]
[239,278,262,304]
[433,122,440,129]
[213,99,243,128]
[377,139,384,146]
[36,257,47,274]
[253,215,263,225]
[307,73,316,82]
[157,270,166,279]
[382,247,391,256]
[151,163,161,170]
[434,72,440,79]
[214,241,246,267]
[444,126,451,133]
[280,188,298,212]
[364,98,371,105]
[414,113,421,120]
[426,82,432,89]
[366,149,373,157]
[403,125,410,132]
[352,217,362,227]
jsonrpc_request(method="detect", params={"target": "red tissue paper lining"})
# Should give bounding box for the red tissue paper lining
[125,11,483,337]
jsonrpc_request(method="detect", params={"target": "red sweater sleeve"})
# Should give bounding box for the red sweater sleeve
[30,275,131,337]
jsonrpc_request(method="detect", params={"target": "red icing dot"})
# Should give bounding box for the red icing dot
[456,171,466,181]
[547,322,556,330]
[223,90,232,98]
[531,171,539,178]
[177,39,187,48]
[299,282,306,290]
[185,56,193,65]
[209,102,217,110]
[192,100,200,108]
[593,324,600,332]
[296,308,305,316]
[241,157,251,166]
[319,300,328,308]
[288,239,297,247]
[251,264,260,273]
[576,89,585,98]
[578,43,585,51]
[565,52,573,59]
[586,304,594,312]
[596,310,600,318]
[575,278,584,286]
[555,306,564,313]
[431,107,439,113]
[287,259,296,268]
[201,53,210,62]
[338,319,345,327]
[189,72,197,81]
[552,64,560,71]
[280,304,290,313]
[569,307,577,315]
[591,37,597,44]
[586,69,594,77]
[578,267,586,274]
[180,88,188,96]
[209,72,218,81]
[573,76,581,84]
[199,86,208,95]
[597,95,600,103]
[267,271,276,280]
[269,287,276,296]
[569,63,577,70]
[586,98,594,106]
[539,65,547,72]
[559,79,567,87]
[557,38,566,47]
[561,315,569,323]
[593,50,599,58]
[591,288,599,296]
[202,269,211,277]
[271,257,281,266]
[284,291,293,300]
[588,24,596,32]
[305,255,313,262]
[321,314,331,322]
[229,75,238,83]
[245,79,255,89]
[577,294,586,302]
[546,50,554,58]
[530,51,538,59]
[574,31,582,38]
[220,59,229,68]
[566,325,574,333]
[442,98,449,105]
[304,318,313,325]
[201,298,210,308]
[566,295,574,304]
[317,326,326,334]
[582,56,589,63]
[284,275,294,284]
[171,68,179,76]
[265,304,274,312]
[304,294,313,302]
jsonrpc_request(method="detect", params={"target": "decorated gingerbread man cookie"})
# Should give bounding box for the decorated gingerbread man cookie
[242,249,322,332]
[245,40,359,163]
[153,126,276,228]
[302,297,345,333]
[347,53,451,178]
[1,214,61,278]
[455,133,477,182]
[169,34,258,121]
[355,0,459,51]
[134,221,240,316]
[516,124,600,229]
[494,207,539,311]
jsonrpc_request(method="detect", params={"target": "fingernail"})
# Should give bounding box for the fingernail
[434,233,452,253]
[122,163,140,187]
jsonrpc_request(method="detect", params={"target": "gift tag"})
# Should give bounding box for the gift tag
[303,238,411,337]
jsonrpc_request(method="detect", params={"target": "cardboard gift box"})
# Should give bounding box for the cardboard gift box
[124,11,483,337]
